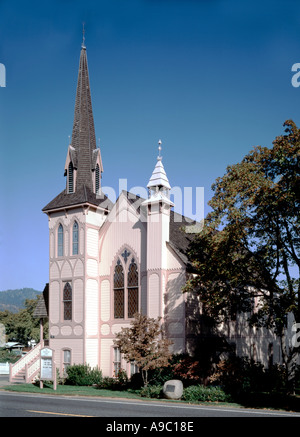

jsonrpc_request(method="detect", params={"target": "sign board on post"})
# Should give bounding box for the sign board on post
[40,347,56,390]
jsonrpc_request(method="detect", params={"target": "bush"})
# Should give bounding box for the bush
[140,385,163,399]
[115,369,129,387]
[209,356,287,395]
[65,364,103,386]
[130,372,144,389]
[97,376,120,390]
[97,370,129,391]
[182,385,231,403]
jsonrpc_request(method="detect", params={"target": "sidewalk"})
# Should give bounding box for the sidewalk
[0,375,11,387]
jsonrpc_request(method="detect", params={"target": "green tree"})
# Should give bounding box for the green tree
[0,297,47,345]
[183,120,300,392]
[113,313,172,387]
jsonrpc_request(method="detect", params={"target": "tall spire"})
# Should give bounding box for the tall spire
[70,37,103,192]
[42,35,110,213]
[82,22,86,49]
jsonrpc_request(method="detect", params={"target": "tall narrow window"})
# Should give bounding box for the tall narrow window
[113,347,121,376]
[63,282,72,321]
[127,258,138,318]
[250,343,257,362]
[95,164,100,194]
[268,343,274,368]
[130,362,139,377]
[68,162,74,193]
[72,221,79,255]
[63,349,71,376]
[57,224,63,257]
[114,260,124,319]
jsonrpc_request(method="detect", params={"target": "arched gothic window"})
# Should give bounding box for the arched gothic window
[114,260,124,319]
[72,221,79,255]
[113,255,139,319]
[127,258,138,318]
[57,224,64,257]
[68,162,74,193]
[63,282,72,321]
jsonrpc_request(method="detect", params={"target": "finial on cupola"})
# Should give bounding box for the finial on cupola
[157,139,162,161]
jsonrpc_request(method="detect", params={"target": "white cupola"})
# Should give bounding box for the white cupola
[143,140,174,207]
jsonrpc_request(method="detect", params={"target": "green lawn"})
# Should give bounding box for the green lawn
[1,382,300,413]
[0,382,143,399]
[0,381,244,409]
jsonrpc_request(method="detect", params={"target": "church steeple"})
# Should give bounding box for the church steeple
[68,41,103,193]
[43,38,108,213]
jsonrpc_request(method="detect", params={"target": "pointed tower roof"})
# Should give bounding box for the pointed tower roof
[142,140,174,207]
[147,140,171,190]
[147,159,171,190]
[71,43,103,190]
[43,40,109,213]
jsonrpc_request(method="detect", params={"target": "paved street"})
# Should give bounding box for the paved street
[1,390,300,418]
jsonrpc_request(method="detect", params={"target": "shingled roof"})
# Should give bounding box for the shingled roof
[42,185,113,212]
[71,44,102,190]
[43,44,104,212]
[33,284,49,319]
[169,210,196,269]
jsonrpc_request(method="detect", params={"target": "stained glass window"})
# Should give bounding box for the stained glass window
[113,257,139,320]
[114,260,124,318]
[128,288,138,318]
[73,221,79,255]
[128,258,138,286]
[63,282,72,321]
[128,259,138,318]
[58,224,63,257]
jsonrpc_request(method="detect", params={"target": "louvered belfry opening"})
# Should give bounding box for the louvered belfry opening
[68,162,74,193]
[95,164,100,194]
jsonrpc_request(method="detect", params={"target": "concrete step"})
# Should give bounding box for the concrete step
[11,370,26,383]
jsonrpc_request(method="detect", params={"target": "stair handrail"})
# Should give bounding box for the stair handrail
[10,342,42,381]
[25,357,41,383]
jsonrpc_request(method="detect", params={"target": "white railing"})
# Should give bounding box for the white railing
[10,342,42,382]
[25,357,41,382]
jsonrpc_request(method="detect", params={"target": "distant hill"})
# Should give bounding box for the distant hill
[0,288,42,313]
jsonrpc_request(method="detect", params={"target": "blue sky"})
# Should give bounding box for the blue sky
[0,0,300,291]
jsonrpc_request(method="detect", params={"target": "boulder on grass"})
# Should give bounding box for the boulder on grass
[163,379,183,400]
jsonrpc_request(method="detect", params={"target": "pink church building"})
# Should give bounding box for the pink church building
[40,41,196,378]
[10,40,281,383]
